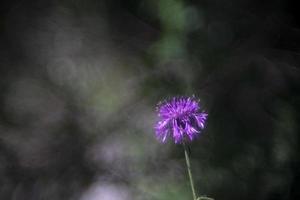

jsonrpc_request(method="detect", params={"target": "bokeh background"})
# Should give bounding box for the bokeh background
[0,0,300,200]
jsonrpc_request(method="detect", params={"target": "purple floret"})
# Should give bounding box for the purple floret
[155,96,207,143]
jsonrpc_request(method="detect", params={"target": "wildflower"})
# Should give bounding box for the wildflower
[155,96,207,143]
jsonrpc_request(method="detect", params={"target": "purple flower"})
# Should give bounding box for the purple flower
[155,96,207,143]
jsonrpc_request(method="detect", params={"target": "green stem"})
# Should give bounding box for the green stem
[197,197,214,200]
[183,143,197,200]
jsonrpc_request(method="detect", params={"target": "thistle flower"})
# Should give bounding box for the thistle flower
[155,96,208,143]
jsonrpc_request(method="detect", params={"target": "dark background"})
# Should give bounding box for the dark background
[0,0,300,200]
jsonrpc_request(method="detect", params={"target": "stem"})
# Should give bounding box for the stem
[183,143,197,200]
[198,197,214,200]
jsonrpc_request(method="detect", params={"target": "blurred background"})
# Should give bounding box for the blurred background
[0,0,300,199]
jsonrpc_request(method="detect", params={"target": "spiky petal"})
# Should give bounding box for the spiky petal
[155,96,208,143]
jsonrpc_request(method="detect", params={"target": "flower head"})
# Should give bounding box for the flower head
[155,96,207,143]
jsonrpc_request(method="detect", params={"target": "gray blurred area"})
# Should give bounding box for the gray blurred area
[0,0,300,200]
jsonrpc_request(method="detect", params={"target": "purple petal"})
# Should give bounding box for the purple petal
[154,96,208,143]
[185,122,199,141]
[194,113,207,129]
[172,119,182,143]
